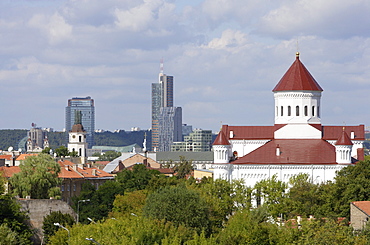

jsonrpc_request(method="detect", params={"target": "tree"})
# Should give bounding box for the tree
[0,195,33,244]
[173,156,193,179]
[73,181,124,223]
[285,173,321,218]
[188,178,252,231]
[254,175,287,218]
[143,184,211,233]
[41,147,52,154]
[54,146,69,157]
[98,151,121,161]
[10,154,61,199]
[111,190,147,217]
[42,211,74,243]
[116,164,161,192]
[329,160,370,218]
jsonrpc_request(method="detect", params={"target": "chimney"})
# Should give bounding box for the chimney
[143,159,148,166]
[276,145,281,156]
[92,169,97,176]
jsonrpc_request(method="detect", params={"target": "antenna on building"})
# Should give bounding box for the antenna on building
[160,58,164,74]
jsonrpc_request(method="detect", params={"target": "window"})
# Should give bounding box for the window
[296,106,299,116]
[281,106,283,116]
[312,106,315,116]
[304,106,308,116]
[288,106,291,116]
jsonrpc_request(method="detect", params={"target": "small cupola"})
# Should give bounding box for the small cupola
[335,128,353,164]
[213,130,231,164]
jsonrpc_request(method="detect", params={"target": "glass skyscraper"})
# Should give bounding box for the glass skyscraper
[158,107,182,152]
[65,96,95,148]
[151,73,174,150]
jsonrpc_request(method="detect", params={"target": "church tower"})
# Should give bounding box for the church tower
[68,111,87,162]
[213,130,231,164]
[273,52,323,125]
[273,53,323,139]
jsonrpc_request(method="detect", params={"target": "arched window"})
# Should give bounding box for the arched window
[304,106,308,116]
[296,106,299,116]
[79,136,82,142]
[79,148,82,156]
[281,106,283,116]
[288,106,291,116]
[312,106,315,116]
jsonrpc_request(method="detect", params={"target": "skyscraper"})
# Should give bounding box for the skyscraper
[151,70,174,150]
[158,107,182,152]
[65,96,95,148]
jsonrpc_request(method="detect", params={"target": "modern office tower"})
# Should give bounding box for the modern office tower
[65,96,95,148]
[158,107,182,152]
[151,70,174,150]
[171,129,212,152]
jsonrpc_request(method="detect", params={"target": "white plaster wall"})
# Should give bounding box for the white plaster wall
[215,164,351,188]
[274,91,321,125]
[274,124,322,139]
[230,140,270,158]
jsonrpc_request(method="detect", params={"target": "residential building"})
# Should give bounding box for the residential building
[351,201,370,230]
[158,107,182,152]
[212,53,365,188]
[151,71,174,151]
[65,96,95,148]
[172,129,212,152]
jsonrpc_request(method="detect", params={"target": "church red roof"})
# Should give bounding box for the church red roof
[322,125,365,141]
[335,129,353,145]
[231,139,337,165]
[213,130,230,145]
[273,54,323,92]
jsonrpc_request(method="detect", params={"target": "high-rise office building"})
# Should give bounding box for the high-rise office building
[151,70,174,150]
[158,107,182,152]
[65,96,95,148]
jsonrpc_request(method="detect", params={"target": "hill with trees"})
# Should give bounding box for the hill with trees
[0,129,151,151]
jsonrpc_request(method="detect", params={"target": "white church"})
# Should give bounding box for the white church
[212,53,365,187]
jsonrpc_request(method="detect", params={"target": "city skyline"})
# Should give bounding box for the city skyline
[1,1,370,132]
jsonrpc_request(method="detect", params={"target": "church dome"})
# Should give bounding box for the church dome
[273,53,323,92]
[71,124,85,133]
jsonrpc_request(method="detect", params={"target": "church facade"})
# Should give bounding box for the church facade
[212,53,365,187]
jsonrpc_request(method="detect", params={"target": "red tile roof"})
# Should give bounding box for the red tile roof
[273,54,323,92]
[213,130,230,145]
[0,166,20,178]
[336,129,353,146]
[16,154,38,161]
[231,139,337,165]
[58,160,113,179]
[352,201,370,216]
[322,125,365,141]
[0,155,13,160]
[71,124,85,132]
[222,125,275,140]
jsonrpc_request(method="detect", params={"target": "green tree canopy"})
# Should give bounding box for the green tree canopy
[143,184,211,233]
[0,195,33,244]
[97,151,121,161]
[10,154,61,199]
[42,211,74,243]
[116,164,161,192]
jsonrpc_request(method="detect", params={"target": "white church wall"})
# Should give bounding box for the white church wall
[230,140,270,158]
[274,124,322,139]
[216,164,350,188]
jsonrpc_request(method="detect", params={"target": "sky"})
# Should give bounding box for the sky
[1,0,370,133]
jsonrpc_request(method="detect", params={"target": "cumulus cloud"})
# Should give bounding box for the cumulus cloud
[28,13,73,44]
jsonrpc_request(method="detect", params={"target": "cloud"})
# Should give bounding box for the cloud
[256,0,370,39]
[28,13,73,45]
